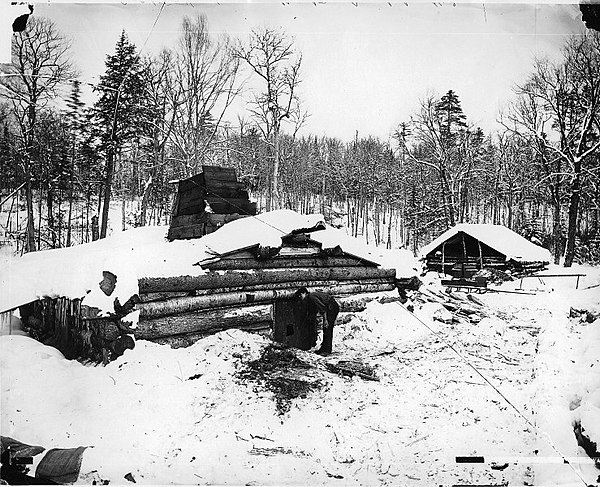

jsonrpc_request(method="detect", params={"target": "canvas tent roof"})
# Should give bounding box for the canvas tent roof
[419,223,551,264]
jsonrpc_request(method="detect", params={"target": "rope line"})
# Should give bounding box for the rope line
[181,170,586,485]
[395,300,590,486]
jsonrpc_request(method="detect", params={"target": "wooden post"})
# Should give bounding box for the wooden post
[441,242,446,275]
[478,239,484,270]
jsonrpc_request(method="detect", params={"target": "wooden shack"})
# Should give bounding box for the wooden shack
[168,165,256,240]
[421,223,551,275]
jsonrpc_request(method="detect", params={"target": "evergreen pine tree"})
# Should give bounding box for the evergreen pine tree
[93,31,147,238]
[435,90,467,140]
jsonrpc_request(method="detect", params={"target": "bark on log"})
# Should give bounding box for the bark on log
[136,304,272,339]
[138,282,395,318]
[144,312,359,348]
[201,256,372,271]
[139,278,393,302]
[149,322,272,349]
[139,291,191,303]
[137,295,382,340]
[139,267,396,293]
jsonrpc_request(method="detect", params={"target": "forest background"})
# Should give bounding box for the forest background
[1,2,599,267]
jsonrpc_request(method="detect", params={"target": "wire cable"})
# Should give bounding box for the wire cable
[185,175,301,237]
[395,299,591,486]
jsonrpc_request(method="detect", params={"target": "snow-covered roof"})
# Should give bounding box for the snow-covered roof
[0,210,418,314]
[419,223,551,263]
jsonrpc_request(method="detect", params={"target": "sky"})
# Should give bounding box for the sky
[5,1,589,141]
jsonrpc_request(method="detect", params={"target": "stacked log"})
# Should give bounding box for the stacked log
[135,266,398,347]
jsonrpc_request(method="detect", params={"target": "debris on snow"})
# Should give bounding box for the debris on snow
[237,343,325,416]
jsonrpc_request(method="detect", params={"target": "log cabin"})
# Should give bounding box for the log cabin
[420,223,551,276]
[136,227,402,351]
[5,210,416,362]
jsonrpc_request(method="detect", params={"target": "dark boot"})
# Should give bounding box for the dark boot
[317,322,334,354]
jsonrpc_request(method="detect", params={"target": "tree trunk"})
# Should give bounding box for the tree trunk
[66,191,73,248]
[139,174,153,227]
[551,186,562,265]
[24,168,36,253]
[272,129,280,210]
[47,186,55,248]
[564,170,581,267]
[100,147,115,239]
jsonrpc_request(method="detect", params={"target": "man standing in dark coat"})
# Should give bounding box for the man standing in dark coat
[294,287,340,355]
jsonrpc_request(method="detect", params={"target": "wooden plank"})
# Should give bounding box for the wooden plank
[207,199,255,215]
[202,165,237,175]
[203,186,248,199]
[139,267,397,293]
[168,224,207,240]
[177,174,205,194]
[278,246,322,257]
[170,213,208,228]
[205,196,254,209]
[178,190,206,208]
[177,203,208,216]
[441,278,487,289]
[204,181,246,194]
[137,281,396,318]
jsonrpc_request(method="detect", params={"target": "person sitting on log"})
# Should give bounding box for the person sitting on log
[293,287,339,355]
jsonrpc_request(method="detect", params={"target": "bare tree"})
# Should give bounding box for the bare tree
[2,16,76,252]
[395,94,463,227]
[509,32,600,266]
[171,15,240,176]
[233,27,307,211]
[138,49,181,226]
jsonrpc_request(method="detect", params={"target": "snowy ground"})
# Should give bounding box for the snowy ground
[2,264,599,486]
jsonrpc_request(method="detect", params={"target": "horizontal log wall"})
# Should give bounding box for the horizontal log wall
[138,282,395,319]
[139,278,392,303]
[150,322,272,349]
[139,267,396,293]
[202,256,371,271]
[135,295,383,341]
[135,304,272,340]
